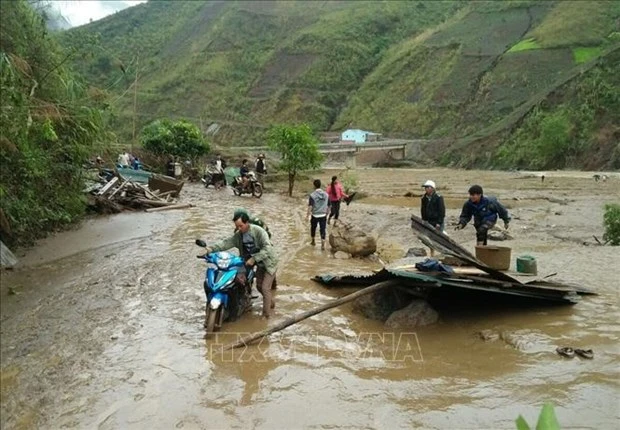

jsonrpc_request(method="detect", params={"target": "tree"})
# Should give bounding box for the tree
[267,123,324,196]
[140,119,209,161]
[0,0,110,246]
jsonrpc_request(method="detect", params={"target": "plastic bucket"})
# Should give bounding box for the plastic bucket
[516,255,537,275]
[174,162,183,177]
[475,245,511,270]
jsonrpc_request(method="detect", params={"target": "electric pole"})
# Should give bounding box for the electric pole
[132,55,139,149]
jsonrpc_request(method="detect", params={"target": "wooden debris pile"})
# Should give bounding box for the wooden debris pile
[88,175,191,213]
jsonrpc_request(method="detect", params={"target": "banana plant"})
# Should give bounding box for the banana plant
[516,403,560,430]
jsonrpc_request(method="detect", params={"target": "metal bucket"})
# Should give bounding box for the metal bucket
[475,245,511,270]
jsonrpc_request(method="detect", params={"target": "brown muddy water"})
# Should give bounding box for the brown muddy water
[1,168,619,429]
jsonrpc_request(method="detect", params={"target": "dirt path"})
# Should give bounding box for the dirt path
[1,168,619,429]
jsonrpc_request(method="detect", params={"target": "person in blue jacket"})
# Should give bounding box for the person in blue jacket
[455,185,510,245]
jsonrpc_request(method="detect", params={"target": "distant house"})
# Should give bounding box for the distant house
[340,129,382,144]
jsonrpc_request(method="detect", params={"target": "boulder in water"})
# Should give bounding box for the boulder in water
[329,221,377,257]
[385,300,438,328]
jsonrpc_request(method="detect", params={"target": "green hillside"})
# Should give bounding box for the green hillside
[61,0,620,169]
[0,0,109,245]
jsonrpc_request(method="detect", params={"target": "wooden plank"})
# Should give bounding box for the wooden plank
[107,180,127,199]
[138,184,163,201]
[222,280,400,350]
[134,198,176,207]
[145,203,193,212]
[96,177,118,196]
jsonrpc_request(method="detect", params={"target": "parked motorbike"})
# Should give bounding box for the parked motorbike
[202,167,225,189]
[232,171,263,198]
[195,239,253,334]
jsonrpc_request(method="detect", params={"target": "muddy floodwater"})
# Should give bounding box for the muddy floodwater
[1,168,619,429]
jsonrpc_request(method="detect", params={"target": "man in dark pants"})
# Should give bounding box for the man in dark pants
[166,156,176,178]
[255,154,267,186]
[306,179,329,250]
[420,179,445,232]
[455,185,511,246]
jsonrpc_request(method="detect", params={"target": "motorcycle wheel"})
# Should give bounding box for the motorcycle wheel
[232,186,240,196]
[205,307,220,335]
[252,183,263,198]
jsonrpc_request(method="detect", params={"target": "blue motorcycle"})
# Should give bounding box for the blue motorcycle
[195,239,253,334]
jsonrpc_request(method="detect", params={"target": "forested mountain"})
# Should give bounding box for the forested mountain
[57,0,620,169]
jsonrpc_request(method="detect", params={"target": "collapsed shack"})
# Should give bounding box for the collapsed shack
[85,170,187,214]
[313,215,596,317]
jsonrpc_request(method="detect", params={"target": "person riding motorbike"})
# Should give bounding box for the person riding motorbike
[239,159,250,191]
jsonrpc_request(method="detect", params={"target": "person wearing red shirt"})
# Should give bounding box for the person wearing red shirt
[326,175,349,225]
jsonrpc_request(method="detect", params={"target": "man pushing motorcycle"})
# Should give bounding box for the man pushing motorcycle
[202,210,278,318]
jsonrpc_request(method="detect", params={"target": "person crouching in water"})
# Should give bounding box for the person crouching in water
[420,180,445,232]
[203,210,278,318]
[307,179,329,250]
[455,185,511,246]
[326,175,349,225]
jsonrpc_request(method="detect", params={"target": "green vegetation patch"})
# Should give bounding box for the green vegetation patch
[1,1,110,245]
[493,52,620,170]
[527,1,620,48]
[603,203,620,246]
[425,8,532,55]
[464,48,575,133]
[507,38,541,53]
[573,46,603,64]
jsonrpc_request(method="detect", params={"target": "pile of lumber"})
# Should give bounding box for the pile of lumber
[88,176,191,213]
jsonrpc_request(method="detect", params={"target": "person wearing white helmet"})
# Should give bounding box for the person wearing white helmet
[420,180,445,232]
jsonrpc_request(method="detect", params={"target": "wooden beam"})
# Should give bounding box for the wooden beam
[221,279,401,350]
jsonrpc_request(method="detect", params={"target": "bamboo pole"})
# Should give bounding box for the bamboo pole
[145,203,194,212]
[221,279,400,350]
[134,198,175,207]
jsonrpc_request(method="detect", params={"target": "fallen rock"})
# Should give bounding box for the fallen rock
[329,221,377,257]
[547,197,569,205]
[352,288,410,321]
[376,240,406,263]
[405,247,428,257]
[333,251,351,259]
[478,329,500,342]
[488,230,513,241]
[385,300,438,328]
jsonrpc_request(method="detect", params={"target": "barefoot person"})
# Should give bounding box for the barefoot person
[455,185,511,246]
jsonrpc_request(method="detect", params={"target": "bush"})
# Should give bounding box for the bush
[340,170,358,194]
[140,119,209,161]
[603,203,620,245]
